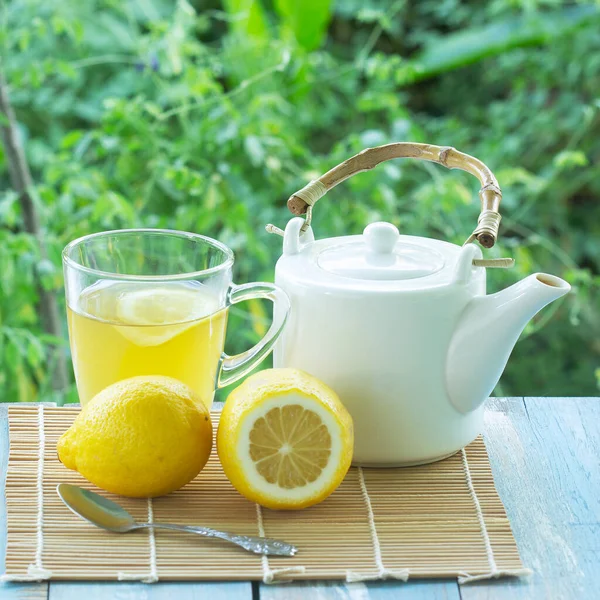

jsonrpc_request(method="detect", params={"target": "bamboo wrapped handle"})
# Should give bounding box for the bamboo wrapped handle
[287,142,503,248]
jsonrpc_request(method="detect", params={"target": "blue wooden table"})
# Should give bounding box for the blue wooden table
[1,397,598,599]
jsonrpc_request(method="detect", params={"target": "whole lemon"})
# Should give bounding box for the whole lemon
[57,376,213,498]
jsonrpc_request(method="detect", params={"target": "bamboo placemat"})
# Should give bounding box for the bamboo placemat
[2,405,530,584]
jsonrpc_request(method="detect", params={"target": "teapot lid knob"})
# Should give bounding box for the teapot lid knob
[363,222,400,254]
[317,220,444,281]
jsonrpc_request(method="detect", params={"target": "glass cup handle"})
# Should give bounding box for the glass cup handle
[218,282,290,388]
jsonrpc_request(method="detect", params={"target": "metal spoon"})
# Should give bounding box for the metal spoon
[57,483,297,557]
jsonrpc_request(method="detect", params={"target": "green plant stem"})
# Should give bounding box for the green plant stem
[504,219,579,271]
[70,54,138,69]
[156,49,291,121]
[356,0,405,68]
[0,68,68,392]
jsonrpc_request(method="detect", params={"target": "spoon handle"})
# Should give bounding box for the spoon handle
[141,522,297,557]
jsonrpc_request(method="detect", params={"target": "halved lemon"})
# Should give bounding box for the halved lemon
[217,368,354,510]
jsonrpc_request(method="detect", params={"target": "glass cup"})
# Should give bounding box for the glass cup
[63,229,290,406]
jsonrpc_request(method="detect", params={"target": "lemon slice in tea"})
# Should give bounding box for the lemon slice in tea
[217,368,354,510]
[113,282,219,346]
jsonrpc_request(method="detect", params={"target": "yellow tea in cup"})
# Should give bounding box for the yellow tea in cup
[63,229,289,409]
[68,280,227,406]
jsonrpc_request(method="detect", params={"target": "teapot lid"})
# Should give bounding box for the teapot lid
[277,216,485,292]
[317,222,445,281]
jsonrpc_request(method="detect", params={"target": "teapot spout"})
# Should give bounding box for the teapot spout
[447,273,570,413]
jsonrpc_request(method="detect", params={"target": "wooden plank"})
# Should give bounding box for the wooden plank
[0,404,49,600]
[259,580,460,599]
[48,581,253,600]
[461,397,600,600]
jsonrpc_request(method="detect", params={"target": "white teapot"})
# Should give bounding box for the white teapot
[268,143,570,467]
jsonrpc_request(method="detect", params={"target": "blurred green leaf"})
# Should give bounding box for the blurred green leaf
[4,337,22,372]
[273,0,332,51]
[26,336,45,368]
[223,0,270,39]
[553,150,589,170]
[410,5,600,82]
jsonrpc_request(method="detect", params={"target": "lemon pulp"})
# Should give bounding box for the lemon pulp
[249,404,332,488]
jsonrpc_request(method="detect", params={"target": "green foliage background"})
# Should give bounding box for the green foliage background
[1,0,599,404]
